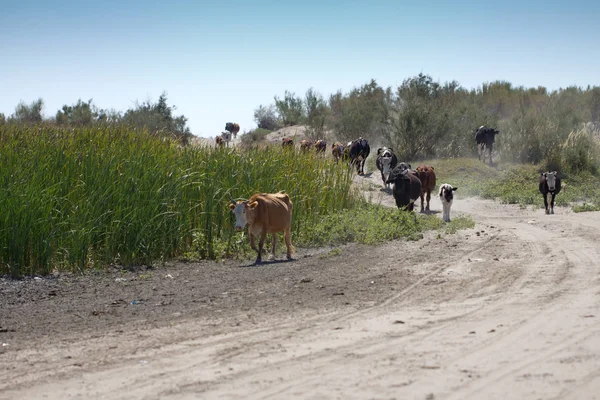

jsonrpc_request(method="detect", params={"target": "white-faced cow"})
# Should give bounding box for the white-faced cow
[215,135,224,147]
[315,139,327,154]
[386,166,422,211]
[539,171,561,214]
[375,147,398,189]
[439,183,458,222]
[229,192,294,264]
[348,137,370,175]
[475,125,499,165]
[220,130,232,147]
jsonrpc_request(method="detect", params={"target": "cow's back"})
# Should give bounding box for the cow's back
[251,193,292,233]
[417,165,436,191]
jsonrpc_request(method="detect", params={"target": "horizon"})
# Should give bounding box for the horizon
[2,0,599,138]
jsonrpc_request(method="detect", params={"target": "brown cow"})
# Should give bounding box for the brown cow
[225,122,241,139]
[416,165,436,212]
[315,139,327,154]
[282,137,294,149]
[229,192,294,264]
[215,135,224,147]
[300,139,314,152]
[331,142,345,162]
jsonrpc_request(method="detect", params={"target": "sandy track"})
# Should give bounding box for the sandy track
[1,180,600,399]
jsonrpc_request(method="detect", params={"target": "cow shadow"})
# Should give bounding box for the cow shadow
[358,172,373,178]
[240,258,295,268]
[379,187,393,195]
[420,209,441,215]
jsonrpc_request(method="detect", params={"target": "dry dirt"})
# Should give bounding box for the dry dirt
[1,173,600,400]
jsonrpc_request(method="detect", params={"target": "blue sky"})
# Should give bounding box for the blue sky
[1,0,598,137]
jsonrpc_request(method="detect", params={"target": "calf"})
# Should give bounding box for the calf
[229,192,294,264]
[282,137,294,149]
[348,137,370,175]
[375,147,398,189]
[386,166,422,211]
[215,135,224,147]
[439,184,458,222]
[474,125,499,165]
[539,171,561,214]
[315,139,327,154]
[416,165,436,212]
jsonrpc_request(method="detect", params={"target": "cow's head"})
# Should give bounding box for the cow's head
[229,199,258,231]
[543,171,558,191]
[378,148,394,173]
[439,184,458,202]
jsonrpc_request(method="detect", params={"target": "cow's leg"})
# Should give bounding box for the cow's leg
[271,234,278,260]
[255,232,267,264]
[250,233,257,251]
[381,171,386,187]
[361,159,366,175]
[420,191,425,213]
[550,192,556,214]
[426,190,431,211]
[284,227,293,260]
[543,192,549,214]
[408,201,414,212]
[488,144,493,165]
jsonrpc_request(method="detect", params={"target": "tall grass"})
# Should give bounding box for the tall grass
[0,125,358,276]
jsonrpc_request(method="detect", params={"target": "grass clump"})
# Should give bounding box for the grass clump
[296,203,475,247]
[430,158,600,210]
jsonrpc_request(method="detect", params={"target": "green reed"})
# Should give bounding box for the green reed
[0,125,358,276]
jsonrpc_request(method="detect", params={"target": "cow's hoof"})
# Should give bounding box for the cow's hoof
[551,210,555,214]
[286,256,294,261]
[254,259,263,265]
[545,210,550,215]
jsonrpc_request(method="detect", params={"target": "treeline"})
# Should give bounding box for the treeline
[254,74,600,174]
[0,92,193,143]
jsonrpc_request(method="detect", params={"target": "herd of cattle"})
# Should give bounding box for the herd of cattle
[228,125,563,263]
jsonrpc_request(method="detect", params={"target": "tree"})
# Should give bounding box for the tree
[12,98,44,124]
[122,92,192,143]
[328,79,390,142]
[56,99,96,126]
[253,104,280,130]
[274,91,305,126]
[304,88,329,139]
[0,113,5,125]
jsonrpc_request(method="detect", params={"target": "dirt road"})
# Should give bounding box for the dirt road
[2,180,600,399]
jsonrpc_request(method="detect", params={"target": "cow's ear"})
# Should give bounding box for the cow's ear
[229,203,236,210]
[452,187,458,191]
[553,171,557,175]
[248,201,259,209]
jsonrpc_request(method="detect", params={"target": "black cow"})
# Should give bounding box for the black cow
[375,147,398,189]
[539,171,561,214]
[348,137,370,175]
[225,122,240,138]
[475,125,499,165]
[386,166,422,211]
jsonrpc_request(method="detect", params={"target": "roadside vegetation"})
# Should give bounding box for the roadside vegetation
[2,125,470,277]
[2,74,599,276]
[431,158,600,211]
